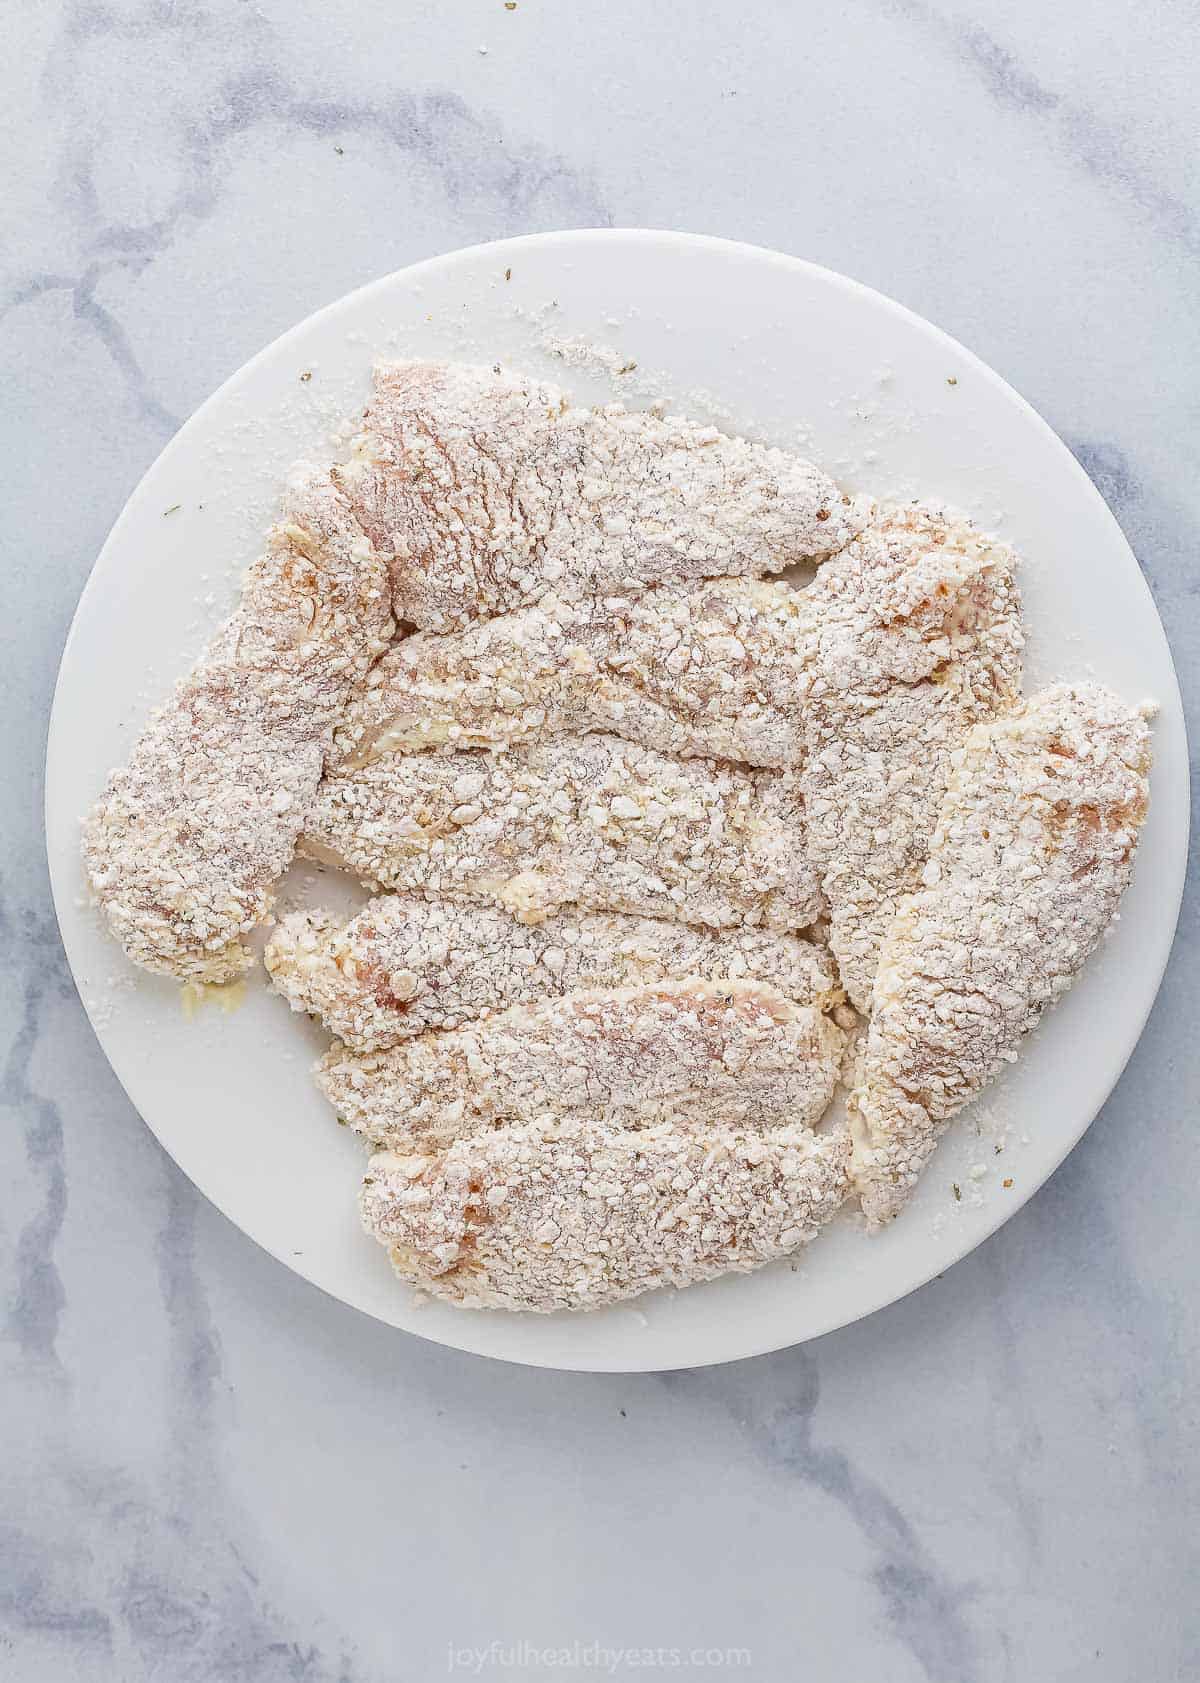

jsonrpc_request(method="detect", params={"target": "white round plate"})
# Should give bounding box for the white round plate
[46,231,1188,1371]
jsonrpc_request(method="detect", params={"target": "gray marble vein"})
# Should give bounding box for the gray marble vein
[3,1,1198,1679]
[884,0,1200,259]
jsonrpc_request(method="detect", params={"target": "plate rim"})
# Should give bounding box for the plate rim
[45,226,1190,1371]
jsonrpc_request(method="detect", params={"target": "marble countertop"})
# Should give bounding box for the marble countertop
[4,2,1197,1678]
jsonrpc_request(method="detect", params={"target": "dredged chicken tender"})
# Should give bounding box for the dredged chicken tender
[850,683,1152,1225]
[266,896,840,1052]
[82,472,392,980]
[318,978,846,1150]
[301,733,823,933]
[799,504,1024,1011]
[334,360,868,631]
[360,1116,852,1311]
[329,576,812,772]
